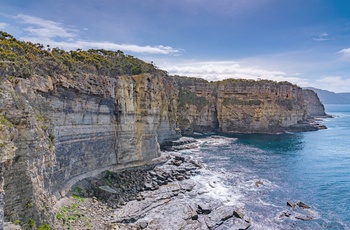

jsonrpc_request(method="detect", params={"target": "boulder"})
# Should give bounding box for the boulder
[197,202,212,215]
[175,155,185,162]
[138,221,148,229]
[297,201,311,209]
[279,211,291,218]
[287,201,296,209]
[255,180,263,187]
[233,210,245,219]
[295,215,313,221]
[144,183,153,191]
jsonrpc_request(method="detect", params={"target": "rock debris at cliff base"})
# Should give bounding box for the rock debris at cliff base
[51,153,251,230]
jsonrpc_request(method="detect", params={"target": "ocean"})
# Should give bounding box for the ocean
[184,104,350,229]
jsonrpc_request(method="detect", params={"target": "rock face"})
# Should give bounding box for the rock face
[0,32,327,227]
[0,72,179,225]
[302,89,327,117]
[0,73,325,226]
[174,76,314,134]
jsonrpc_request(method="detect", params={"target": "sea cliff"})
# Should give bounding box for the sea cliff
[174,76,322,135]
[0,32,326,227]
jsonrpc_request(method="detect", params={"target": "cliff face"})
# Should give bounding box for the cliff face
[0,32,327,227]
[0,74,325,226]
[302,89,327,117]
[174,77,310,134]
[0,72,179,224]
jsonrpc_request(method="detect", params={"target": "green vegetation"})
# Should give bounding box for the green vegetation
[178,90,209,112]
[72,194,84,202]
[73,185,82,194]
[13,220,20,225]
[35,113,45,123]
[223,98,262,106]
[0,31,160,80]
[28,218,35,228]
[25,201,33,209]
[56,194,90,229]
[0,115,14,127]
[48,134,55,151]
[37,224,51,230]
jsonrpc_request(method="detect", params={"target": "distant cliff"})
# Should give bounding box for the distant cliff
[0,32,326,227]
[302,89,327,117]
[305,87,350,104]
[174,76,323,135]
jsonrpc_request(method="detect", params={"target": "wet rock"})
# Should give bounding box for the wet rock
[204,206,235,228]
[255,180,263,187]
[297,201,311,209]
[216,206,235,221]
[149,171,157,176]
[176,168,187,174]
[295,215,313,221]
[173,160,182,166]
[233,210,245,219]
[197,202,212,215]
[189,159,202,168]
[156,174,166,181]
[175,155,185,163]
[177,194,185,199]
[279,211,291,218]
[287,201,296,209]
[138,221,148,229]
[99,185,117,193]
[176,175,185,181]
[156,180,167,186]
[180,180,195,192]
[144,183,153,191]
[191,212,199,220]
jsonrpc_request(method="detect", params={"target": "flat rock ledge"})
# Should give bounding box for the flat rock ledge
[51,153,251,230]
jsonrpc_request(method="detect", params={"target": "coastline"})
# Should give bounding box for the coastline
[48,137,251,230]
[49,135,321,230]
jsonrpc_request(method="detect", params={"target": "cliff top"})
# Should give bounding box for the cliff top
[0,31,163,80]
[0,31,301,90]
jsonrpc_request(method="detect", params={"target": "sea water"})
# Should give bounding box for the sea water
[186,104,350,229]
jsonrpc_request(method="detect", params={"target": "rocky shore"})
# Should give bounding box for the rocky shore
[48,136,317,230]
[49,149,250,230]
[4,136,320,229]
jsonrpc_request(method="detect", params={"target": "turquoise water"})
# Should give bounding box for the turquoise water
[198,104,350,229]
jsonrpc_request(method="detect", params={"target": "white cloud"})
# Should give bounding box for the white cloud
[312,33,334,41]
[15,14,76,39]
[13,14,180,55]
[0,22,8,30]
[21,37,181,54]
[339,48,350,57]
[161,60,311,86]
[315,76,350,93]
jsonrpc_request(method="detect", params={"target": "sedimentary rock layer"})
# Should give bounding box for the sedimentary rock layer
[0,72,179,225]
[174,76,322,135]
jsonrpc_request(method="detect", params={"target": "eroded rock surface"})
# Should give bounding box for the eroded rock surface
[58,154,251,230]
[0,72,179,226]
[174,76,325,135]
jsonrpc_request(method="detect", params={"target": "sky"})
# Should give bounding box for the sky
[1,0,350,92]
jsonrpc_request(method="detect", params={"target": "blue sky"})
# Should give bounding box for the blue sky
[1,0,350,92]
